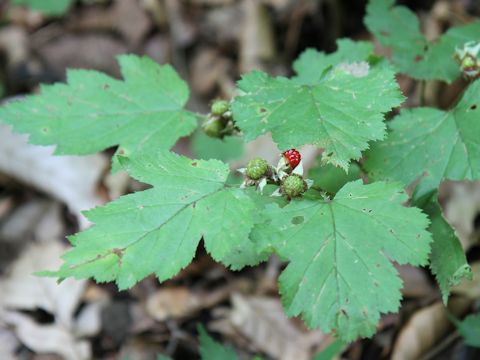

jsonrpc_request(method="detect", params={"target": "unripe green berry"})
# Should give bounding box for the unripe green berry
[202,117,224,138]
[211,100,230,116]
[246,158,269,180]
[281,174,307,198]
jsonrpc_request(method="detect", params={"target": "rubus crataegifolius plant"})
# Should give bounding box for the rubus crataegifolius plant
[1,0,479,343]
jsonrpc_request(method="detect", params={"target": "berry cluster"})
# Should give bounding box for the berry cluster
[240,149,311,199]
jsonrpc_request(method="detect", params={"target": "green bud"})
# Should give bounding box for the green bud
[202,117,224,138]
[211,100,230,116]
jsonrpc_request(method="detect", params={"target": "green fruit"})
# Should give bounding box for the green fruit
[246,158,269,180]
[281,174,307,198]
[202,117,224,138]
[211,100,230,116]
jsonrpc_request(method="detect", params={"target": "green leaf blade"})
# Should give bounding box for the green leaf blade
[293,39,374,85]
[200,188,267,270]
[0,55,197,159]
[252,180,432,341]
[425,197,472,304]
[42,152,264,289]
[232,64,404,169]
[365,80,480,200]
[365,0,480,82]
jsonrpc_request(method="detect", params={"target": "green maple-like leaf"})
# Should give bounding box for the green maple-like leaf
[364,80,480,201]
[198,325,239,360]
[424,196,472,304]
[0,55,196,159]
[365,0,480,82]
[232,56,403,170]
[11,0,73,15]
[293,38,375,85]
[251,180,431,341]
[40,152,265,289]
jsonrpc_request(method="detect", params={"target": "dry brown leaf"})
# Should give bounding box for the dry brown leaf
[441,181,480,250]
[73,302,103,338]
[146,287,200,321]
[146,281,248,322]
[0,199,58,243]
[3,312,90,360]
[229,293,329,360]
[0,242,86,327]
[391,297,472,360]
[0,124,108,228]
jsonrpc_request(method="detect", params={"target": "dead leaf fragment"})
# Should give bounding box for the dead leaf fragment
[391,297,472,360]
[0,242,86,327]
[229,293,329,360]
[3,312,91,360]
[146,287,199,321]
[0,124,108,228]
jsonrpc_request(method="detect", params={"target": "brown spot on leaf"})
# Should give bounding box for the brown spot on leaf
[112,248,124,258]
[414,55,424,63]
[191,162,197,167]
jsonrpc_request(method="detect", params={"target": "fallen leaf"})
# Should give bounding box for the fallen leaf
[0,123,108,228]
[441,181,480,250]
[391,297,472,360]
[229,293,329,360]
[3,312,90,360]
[73,302,103,338]
[0,241,86,327]
[146,287,199,321]
[146,281,249,322]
